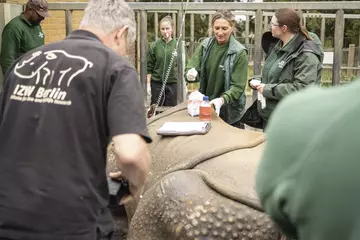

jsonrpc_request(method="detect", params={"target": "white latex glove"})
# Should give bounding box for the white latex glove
[209,97,224,116]
[186,68,198,81]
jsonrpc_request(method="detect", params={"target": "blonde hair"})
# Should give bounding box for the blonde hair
[159,15,174,27]
[208,9,237,36]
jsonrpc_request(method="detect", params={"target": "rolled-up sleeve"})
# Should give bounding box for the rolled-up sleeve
[262,52,319,101]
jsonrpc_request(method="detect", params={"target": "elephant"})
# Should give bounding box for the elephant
[107,103,281,240]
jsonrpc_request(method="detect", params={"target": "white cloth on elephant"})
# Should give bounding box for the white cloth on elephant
[186,68,198,81]
[209,97,224,116]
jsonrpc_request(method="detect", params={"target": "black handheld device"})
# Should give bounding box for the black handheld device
[107,177,130,208]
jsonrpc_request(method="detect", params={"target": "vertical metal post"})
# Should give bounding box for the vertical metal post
[177,10,185,103]
[136,11,141,73]
[253,9,263,102]
[263,16,268,32]
[172,12,177,38]
[332,9,344,86]
[154,12,159,40]
[190,13,195,56]
[320,17,325,46]
[245,15,250,48]
[140,10,148,98]
[65,10,72,36]
[208,14,212,37]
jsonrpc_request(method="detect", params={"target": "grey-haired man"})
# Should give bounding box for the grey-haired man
[0,0,151,239]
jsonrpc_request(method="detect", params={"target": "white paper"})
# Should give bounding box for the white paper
[258,92,266,109]
[157,121,211,135]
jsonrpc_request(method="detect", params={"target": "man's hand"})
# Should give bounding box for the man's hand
[112,134,150,203]
[109,171,143,205]
[186,68,198,81]
[209,97,224,116]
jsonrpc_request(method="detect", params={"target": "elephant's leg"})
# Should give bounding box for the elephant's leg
[127,170,280,240]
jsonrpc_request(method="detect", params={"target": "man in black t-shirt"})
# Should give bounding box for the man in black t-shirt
[0,0,151,239]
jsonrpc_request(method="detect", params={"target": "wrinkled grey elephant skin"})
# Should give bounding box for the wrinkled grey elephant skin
[109,103,280,240]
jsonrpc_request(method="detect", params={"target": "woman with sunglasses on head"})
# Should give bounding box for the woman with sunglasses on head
[185,9,248,128]
[249,8,323,129]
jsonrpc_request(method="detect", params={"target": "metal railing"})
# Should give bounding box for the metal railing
[46,1,360,102]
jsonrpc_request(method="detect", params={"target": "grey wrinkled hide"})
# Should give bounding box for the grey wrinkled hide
[108,103,280,240]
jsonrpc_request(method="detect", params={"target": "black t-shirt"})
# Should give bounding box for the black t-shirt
[0,30,150,239]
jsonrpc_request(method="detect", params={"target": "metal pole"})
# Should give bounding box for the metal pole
[332,9,344,86]
[136,11,141,73]
[208,14,212,37]
[154,12,159,40]
[253,9,263,102]
[320,17,325,46]
[190,13,195,56]
[140,10,148,98]
[177,10,184,103]
[65,10,72,36]
[172,12,177,38]
[245,15,250,48]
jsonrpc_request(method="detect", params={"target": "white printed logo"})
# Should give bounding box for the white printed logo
[14,50,93,87]
[39,32,44,38]
[10,50,93,106]
[278,60,285,69]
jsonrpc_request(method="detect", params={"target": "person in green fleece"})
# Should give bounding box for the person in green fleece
[0,0,50,76]
[256,78,360,240]
[185,9,248,129]
[249,8,323,129]
[147,16,178,107]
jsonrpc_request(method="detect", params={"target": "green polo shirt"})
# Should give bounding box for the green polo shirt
[0,13,45,75]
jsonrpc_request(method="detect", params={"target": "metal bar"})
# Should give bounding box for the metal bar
[190,13,195,56]
[65,9,72,36]
[332,9,344,86]
[154,12,158,40]
[48,2,360,11]
[136,11,140,73]
[177,10,185,104]
[320,17,325,46]
[139,10,148,98]
[172,12,177,38]
[263,11,360,19]
[253,9,263,102]
[263,16,268,32]
[245,15,250,48]
[208,14,212,37]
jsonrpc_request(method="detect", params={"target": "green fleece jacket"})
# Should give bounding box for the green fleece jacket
[147,38,178,83]
[256,79,360,240]
[185,36,248,124]
[0,13,45,75]
[258,33,323,121]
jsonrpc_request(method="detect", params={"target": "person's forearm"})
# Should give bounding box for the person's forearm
[113,134,150,187]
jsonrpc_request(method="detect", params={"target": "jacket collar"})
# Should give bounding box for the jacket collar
[274,33,306,53]
[20,13,33,27]
[66,30,102,43]
[203,35,238,55]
